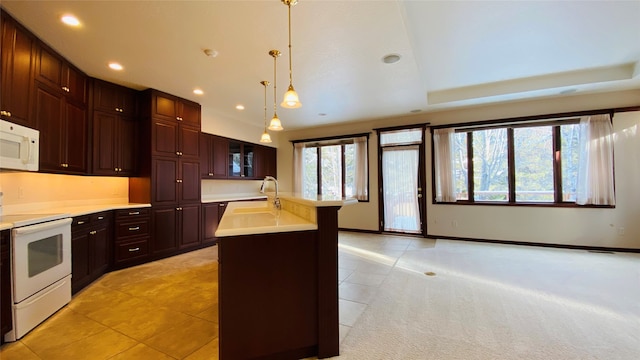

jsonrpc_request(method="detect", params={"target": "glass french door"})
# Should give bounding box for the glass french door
[378,127,425,235]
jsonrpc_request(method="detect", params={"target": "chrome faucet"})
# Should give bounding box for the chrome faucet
[260,176,281,210]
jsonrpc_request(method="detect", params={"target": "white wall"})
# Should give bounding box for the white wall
[201,105,280,148]
[277,89,640,248]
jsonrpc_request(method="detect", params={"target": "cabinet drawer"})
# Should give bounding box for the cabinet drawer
[115,238,149,263]
[116,220,150,239]
[72,215,91,227]
[116,208,150,218]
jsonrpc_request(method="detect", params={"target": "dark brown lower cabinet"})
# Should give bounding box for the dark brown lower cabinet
[1,230,12,343]
[202,202,227,245]
[152,204,201,256]
[114,208,150,268]
[71,212,112,294]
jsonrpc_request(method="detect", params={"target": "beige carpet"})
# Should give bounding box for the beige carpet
[336,240,640,359]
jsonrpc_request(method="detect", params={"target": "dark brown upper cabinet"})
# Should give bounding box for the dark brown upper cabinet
[92,78,136,116]
[201,133,229,179]
[152,92,200,128]
[1,12,36,128]
[35,43,87,105]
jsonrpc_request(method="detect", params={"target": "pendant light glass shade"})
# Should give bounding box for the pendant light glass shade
[281,0,302,109]
[281,84,301,109]
[269,49,284,131]
[260,131,272,143]
[269,115,283,131]
[259,80,272,143]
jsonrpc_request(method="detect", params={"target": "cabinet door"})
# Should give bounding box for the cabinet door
[92,225,110,276]
[228,141,242,177]
[152,206,178,255]
[202,203,220,244]
[180,125,200,158]
[64,64,87,104]
[93,79,135,115]
[200,133,213,177]
[153,92,177,122]
[1,13,35,128]
[35,44,63,91]
[152,119,178,157]
[212,136,229,178]
[118,115,138,175]
[35,82,65,171]
[180,159,201,203]
[64,100,88,173]
[179,204,201,249]
[243,144,255,178]
[71,229,91,294]
[256,145,277,179]
[177,101,200,128]
[92,111,118,175]
[152,157,178,204]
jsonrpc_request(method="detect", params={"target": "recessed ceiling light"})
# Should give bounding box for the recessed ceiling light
[61,14,80,27]
[193,89,204,95]
[108,62,123,71]
[382,54,401,64]
[235,105,245,110]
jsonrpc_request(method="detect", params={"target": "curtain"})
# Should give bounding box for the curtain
[354,136,368,200]
[576,114,616,205]
[293,142,305,194]
[382,146,421,233]
[433,128,457,202]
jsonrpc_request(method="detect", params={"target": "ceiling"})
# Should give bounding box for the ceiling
[2,0,639,131]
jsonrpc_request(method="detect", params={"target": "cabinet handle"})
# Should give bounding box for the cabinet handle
[128,226,140,231]
[128,247,140,252]
[90,230,97,235]
[219,204,225,207]
[128,211,140,215]
[0,110,11,117]
[208,173,214,176]
[98,216,104,220]
[77,221,85,225]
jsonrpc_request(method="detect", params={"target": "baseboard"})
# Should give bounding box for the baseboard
[338,227,380,234]
[426,234,640,254]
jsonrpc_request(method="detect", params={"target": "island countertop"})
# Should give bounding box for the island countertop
[215,194,356,238]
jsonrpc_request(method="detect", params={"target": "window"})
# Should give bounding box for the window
[433,114,615,206]
[294,134,369,201]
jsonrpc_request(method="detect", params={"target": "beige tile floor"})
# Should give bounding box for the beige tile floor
[0,232,427,359]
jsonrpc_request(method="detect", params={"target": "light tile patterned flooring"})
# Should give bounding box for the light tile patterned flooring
[0,232,430,359]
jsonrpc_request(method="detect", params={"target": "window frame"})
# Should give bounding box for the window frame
[293,133,370,202]
[431,114,616,209]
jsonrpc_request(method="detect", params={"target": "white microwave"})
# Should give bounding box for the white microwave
[0,120,39,171]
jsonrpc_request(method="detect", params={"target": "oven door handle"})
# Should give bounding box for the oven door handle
[12,218,72,235]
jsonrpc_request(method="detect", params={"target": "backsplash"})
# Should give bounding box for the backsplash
[0,172,129,214]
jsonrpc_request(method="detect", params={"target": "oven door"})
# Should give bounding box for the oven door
[11,218,72,303]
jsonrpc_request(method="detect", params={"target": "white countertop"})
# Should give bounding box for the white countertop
[215,201,317,237]
[0,203,150,231]
[277,193,359,207]
[201,193,267,203]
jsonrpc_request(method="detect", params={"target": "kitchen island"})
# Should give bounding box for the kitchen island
[215,194,356,360]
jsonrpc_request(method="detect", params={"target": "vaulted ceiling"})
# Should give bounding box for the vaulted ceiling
[3,0,639,130]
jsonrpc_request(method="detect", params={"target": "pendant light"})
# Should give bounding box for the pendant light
[268,49,284,131]
[280,0,302,109]
[259,80,272,143]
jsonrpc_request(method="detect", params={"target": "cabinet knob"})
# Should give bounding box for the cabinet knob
[62,86,70,92]
[219,204,225,207]
[90,230,97,235]
[0,110,11,117]
[176,116,183,121]
[208,173,214,176]
[128,247,140,252]
[98,216,104,220]
[176,151,183,156]
[176,207,183,211]
[176,179,183,183]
